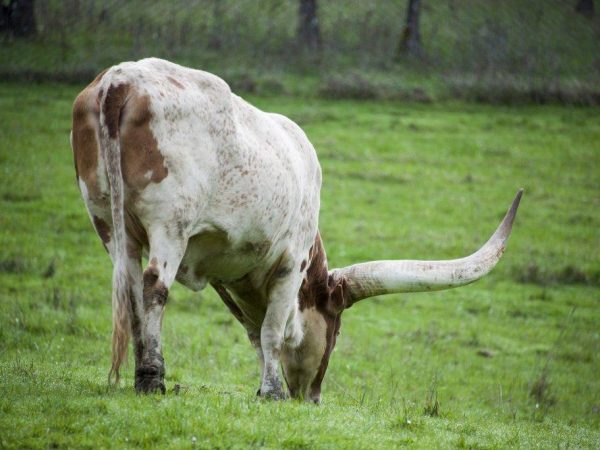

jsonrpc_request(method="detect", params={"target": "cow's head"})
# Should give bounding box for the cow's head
[282,190,522,403]
[281,232,347,403]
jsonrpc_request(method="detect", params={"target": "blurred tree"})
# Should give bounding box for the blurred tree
[298,0,321,51]
[575,0,594,18]
[98,0,110,24]
[0,0,36,37]
[208,0,224,50]
[396,0,423,59]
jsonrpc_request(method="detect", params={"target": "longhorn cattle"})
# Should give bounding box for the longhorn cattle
[71,58,522,402]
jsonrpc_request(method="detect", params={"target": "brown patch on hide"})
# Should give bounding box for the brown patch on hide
[120,94,169,190]
[143,265,168,308]
[298,233,329,312]
[273,265,292,279]
[92,215,111,243]
[153,282,169,306]
[144,264,159,286]
[300,260,307,272]
[167,76,184,89]
[309,299,342,402]
[102,83,130,139]
[71,69,108,196]
[298,231,349,398]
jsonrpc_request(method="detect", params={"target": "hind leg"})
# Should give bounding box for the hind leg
[125,241,145,370]
[82,198,146,384]
[86,202,148,384]
[135,227,188,394]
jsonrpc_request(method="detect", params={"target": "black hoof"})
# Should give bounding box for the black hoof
[135,365,165,394]
[258,388,289,400]
[135,377,165,394]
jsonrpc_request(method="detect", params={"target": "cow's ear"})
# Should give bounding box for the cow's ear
[327,277,348,315]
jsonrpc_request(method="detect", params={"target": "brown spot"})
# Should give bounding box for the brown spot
[143,265,168,308]
[300,260,307,272]
[167,76,184,89]
[298,233,329,312]
[179,265,188,274]
[273,265,292,279]
[153,282,169,307]
[71,109,98,189]
[298,231,348,398]
[120,94,169,190]
[71,68,108,196]
[92,215,111,243]
[102,83,130,139]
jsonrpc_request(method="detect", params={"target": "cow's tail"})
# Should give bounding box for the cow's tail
[99,78,132,385]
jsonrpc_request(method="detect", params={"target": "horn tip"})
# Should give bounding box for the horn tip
[499,188,523,237]
[511,188,524,214]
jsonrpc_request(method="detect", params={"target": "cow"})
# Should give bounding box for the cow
[71,58,522,402]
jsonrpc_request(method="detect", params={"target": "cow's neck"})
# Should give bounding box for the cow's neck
[298,231,330,313]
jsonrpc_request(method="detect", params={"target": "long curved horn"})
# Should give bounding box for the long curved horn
[330,189,523,307]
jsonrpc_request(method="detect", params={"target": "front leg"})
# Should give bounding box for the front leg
[259,266,303,400]
[249,332,265,396]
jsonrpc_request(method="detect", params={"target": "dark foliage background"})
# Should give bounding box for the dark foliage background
[1,0,599,102]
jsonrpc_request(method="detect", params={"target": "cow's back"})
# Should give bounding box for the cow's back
[72,58,321,288]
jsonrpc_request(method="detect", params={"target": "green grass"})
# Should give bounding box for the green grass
[1,82,599,448]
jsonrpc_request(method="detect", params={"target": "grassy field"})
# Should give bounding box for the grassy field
[0,82,599,448]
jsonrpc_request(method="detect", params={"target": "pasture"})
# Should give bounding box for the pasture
[0,82,599,448]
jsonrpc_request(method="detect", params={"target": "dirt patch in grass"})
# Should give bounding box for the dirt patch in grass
[0,257,29,274]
